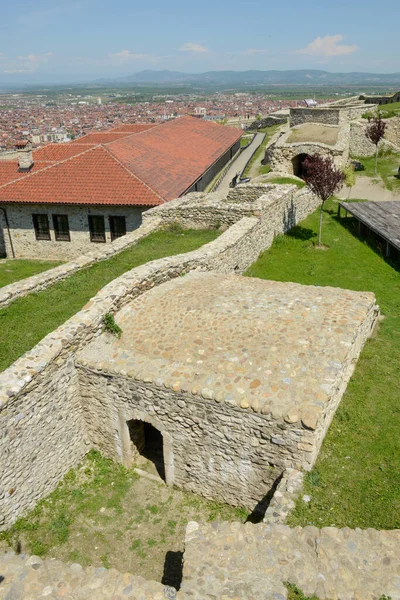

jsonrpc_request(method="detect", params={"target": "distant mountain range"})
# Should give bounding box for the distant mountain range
[98,69,400,87]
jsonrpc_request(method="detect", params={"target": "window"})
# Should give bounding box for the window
[109,215,126,241]
[88,215,106,243]
[32,214,50,241]
[52,214,70,241]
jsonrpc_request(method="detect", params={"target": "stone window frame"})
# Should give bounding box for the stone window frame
[120,409,175,487]
[32,213,51,241]
[52,214,71,242]
[88,214,106,243]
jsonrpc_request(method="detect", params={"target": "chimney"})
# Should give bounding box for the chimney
[16,140,34,172]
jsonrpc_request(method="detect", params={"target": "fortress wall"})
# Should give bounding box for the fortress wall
[0,218,161,309]
[0,356,87,529]
[0,185,320,529]
[349,119,400,157]
[290,108,340,127]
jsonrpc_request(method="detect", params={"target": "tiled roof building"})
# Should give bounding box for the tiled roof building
[0,116,241,259]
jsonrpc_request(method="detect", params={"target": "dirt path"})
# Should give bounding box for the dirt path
[338,175,400,202]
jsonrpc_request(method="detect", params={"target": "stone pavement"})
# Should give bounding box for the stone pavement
[217,133,265,193]
[182,522,400,599]
[0,551,175,600]
[3,522,400,599]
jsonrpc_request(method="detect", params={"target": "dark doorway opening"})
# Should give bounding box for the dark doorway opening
[127,420,165,480]
[292,153,310,179]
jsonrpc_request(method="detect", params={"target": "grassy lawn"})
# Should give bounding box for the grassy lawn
[0,258,63,288]
[379,101,400,118]
[243,124,282,178]
[0,451,247,585]
[0,228,219,372]
[354,152,400,192]
[267,176,305,188]
[246,199,400,529]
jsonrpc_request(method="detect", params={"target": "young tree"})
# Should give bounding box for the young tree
[365,116,386,176]
[343,164,356,199]
[302,154,344,247]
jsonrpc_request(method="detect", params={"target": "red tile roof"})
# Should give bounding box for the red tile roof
[107,116,242,200]
[0,117,241,207]
[33,143,97,162]
[69,132,135,145]
[0,161,48,186]
[0,147,163,206]
[108,124,157,133]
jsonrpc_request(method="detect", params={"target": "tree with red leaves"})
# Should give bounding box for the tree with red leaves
[365,116,386,176]
[302,154,344,247]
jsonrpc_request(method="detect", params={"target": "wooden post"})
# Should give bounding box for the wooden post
[386,241,390,257]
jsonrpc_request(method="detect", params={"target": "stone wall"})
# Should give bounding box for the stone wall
[0,203,146,260]
[247,115,287,130]
[0,184,322,528]
[143,184,320,234]
[76,366,280,509]
[268,123,350,174]
[290,105,377,129]
[385,116,400,147]
[290,107,340,127]
[0,356,88,528]
[0,218,161,309]
[349,119,400,157]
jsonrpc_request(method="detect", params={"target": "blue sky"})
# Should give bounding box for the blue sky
[0,0,399,82]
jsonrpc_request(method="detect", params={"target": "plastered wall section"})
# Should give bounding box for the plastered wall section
[0,203,146,260]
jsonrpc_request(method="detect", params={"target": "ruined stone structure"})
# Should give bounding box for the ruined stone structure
[266,98,400,176]
[76,273,377,508]
[0,181,379,532]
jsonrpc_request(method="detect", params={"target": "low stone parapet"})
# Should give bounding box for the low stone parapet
[0,218,161,309]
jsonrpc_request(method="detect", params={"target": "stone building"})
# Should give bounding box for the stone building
[0,117,241,260]
[76,272,378,509]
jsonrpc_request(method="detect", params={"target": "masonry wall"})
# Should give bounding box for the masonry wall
[0,356,88,528]
[74,286,377,510]
[76,368,281,509]
[349,119,400,156]
[290,108,340,127]
[0,185,322,529]
[0,203,145,260]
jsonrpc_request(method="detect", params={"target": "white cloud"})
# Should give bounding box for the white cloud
[179,42,207,53]
[0,52,53,74]
[295,35,358,58]
[111,50,150,61]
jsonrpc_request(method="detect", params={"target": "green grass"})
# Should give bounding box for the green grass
[240,135,253,148]
[0,258,63,288]
[242,124,281,177]
[246,199,400,529]
[379,101,400,118]
[353,151,400,191]
[0,451,137,556]
[267,176,305,188]
[0,228,220,372]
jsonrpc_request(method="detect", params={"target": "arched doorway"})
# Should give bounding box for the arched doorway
[292,153,310,179]
[127,419,165,480]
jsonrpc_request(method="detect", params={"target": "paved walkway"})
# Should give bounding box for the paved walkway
[217,132,265,193]
[338,175,400,202]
